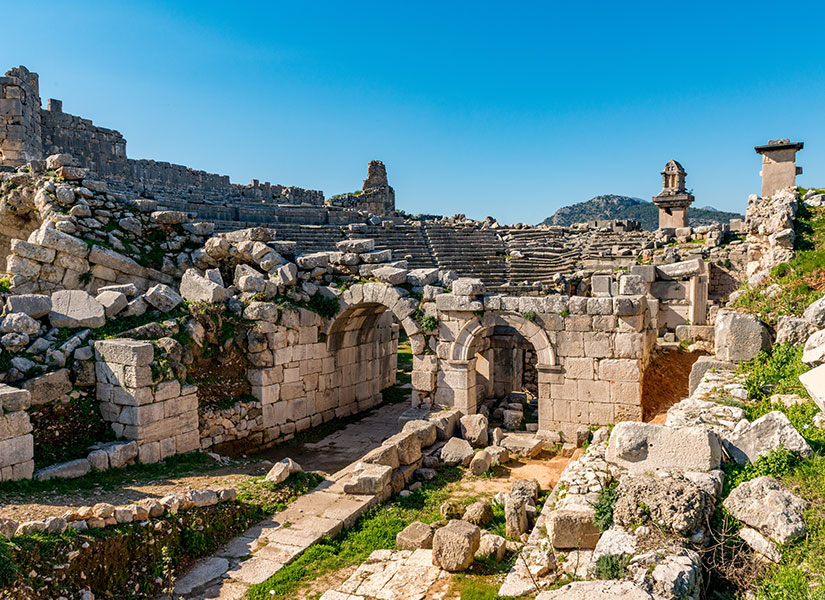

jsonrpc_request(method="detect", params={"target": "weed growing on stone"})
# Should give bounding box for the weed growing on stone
[591,553,630,579]
[592,478,618,532]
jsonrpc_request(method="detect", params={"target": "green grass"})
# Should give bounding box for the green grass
[741,343,810,401]
[246,467,463,599]
[732,202,825,326]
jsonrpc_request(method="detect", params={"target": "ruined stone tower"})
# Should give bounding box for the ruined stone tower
[652,159,694,229]
[755,139,803,198]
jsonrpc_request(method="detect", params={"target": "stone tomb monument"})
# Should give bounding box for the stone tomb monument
[755,139,804,198]
[652,159,694,229]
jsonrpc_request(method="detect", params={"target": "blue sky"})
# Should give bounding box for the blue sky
[3,1,824,223]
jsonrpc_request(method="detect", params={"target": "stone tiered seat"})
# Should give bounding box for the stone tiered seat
[424,224,509,289]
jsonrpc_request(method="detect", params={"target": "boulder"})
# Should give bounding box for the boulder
[431,519,481,571]
[802,329,825,366]
[362,444,400,470]
[427,408,461,440]
[401,419,437,448]
[459,414,489,447]
[546,508,600,549]
[49,290,105,329]
[505,496,529,538]
[486,445,509,465]
[144,284,183,312]
[613,474,714,535]
[776,316,815,346]
[606,421,721,474]
[396,521,434,550]
[5,294,51,318]
[439,437,474,467]
[343,462,392,495]
[180,268,228,304]
[462,500,493,526]
[33,458,91,481]
[801,363,825,411]
[723,411,812,464]
[0,312,40,336]
[803,295,825,328]
[723,476,808,544]
[714,310,772,362]
[469,450,492,475]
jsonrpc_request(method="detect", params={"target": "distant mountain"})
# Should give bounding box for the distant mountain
[541,194,744,231]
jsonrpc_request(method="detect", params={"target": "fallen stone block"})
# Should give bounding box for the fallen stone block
[459,414,488,447]
[343,461,392,495]
[396,521,434,550]
[500,434,543,458]
[144,284,183,313]
[439,437,474,467]
[801,363,825,410]
[606,421,721,474]
[432,519,480,572]
[401,419,437,448]
[180,268,229,304]
[5,294,51,318]
[33,458,91,481]
[49,290,105,329]
[382,431,422,465]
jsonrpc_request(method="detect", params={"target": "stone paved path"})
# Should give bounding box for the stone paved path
[258,401,409,474]
[170,402,410,600]
[318,549,447,600]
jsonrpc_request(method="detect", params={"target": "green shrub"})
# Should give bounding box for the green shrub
[522,311,537,323]
[591,553,630,579]
[420,315,438,332]
[0,537,17,586]
[592,479,618,532]
[723,447,803,496]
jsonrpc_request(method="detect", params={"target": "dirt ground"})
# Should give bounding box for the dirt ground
[642,348,705,424]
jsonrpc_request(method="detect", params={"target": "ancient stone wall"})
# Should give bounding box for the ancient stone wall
[0,66,42,166]
[745,187,798,285]
[0,384,33,480]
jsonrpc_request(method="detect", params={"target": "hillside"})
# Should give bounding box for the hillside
[542,194,744,230]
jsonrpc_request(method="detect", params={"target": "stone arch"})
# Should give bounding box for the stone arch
[450,311,556,367]
[328,282,422,341]
[323,282,426,413]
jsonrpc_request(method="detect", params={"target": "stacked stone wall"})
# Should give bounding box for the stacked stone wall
[94,340,200,464]
[0,384,33,480]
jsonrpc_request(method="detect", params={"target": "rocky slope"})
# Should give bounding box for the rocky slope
[542,194,744,230]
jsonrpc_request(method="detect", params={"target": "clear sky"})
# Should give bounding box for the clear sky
[3,1,824,224]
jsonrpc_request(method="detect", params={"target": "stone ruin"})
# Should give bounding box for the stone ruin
[0,62,805,488]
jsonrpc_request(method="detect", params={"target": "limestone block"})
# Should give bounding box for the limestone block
[440,437,474,466]
[803,295,825,328]
[656,258,704,280]
[383,431,422,465]
[469,450,492,475]
[0,412,31,439]
[362,444,400,469]
[30,227,89,257]
[342,461,392,494]
[89,245,145,277]
[714,310,771,362]
[598,358,640,382]
[104,441,139,468]
[401,420,437,448]
[396,521,434,550]
[535,581,652,599]
[407,268,439,287]
[800,363,825,410]
[500,434,543,457]
[428,408,461,440]
[606,421,721,474]
[0,312,40,336]
[23,369,72,405]
[459,414,488,447]
[0,435,33,469]
[94,339,154,366]
[10,239,56,263]
[144,284,183,313]
[359,249,392,264]
[372,266,408,286]
[802,329,825,366]
[33,458,91,481]
[435,294,483,312]
[180,268,228,303]
[49,290,105,328]
[410,369,436,391]
[95,290,128,318]
[432,520,480,571]
[336,238,374,253]
[5,294,51,318]
[546,508,600,549]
